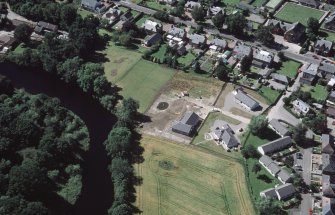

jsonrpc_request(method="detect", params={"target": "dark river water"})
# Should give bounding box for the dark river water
[0,62,115,215]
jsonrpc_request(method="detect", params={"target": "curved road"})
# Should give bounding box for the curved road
[0,63,116,215]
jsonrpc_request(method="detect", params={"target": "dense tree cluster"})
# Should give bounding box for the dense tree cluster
[191,6,206,22]
[255,26,275,46]
[248,115,268,135]
[104,98,140,215]
[256,198,287,215]
[0,89,89,214]
[225,13,246,36]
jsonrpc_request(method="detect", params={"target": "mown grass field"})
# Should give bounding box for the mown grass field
[258,86,281,105]
[276,59,301,78]
[135,135,255,215]
[275,2,325,26]
[101,44,175,112]
[301,84,329,102]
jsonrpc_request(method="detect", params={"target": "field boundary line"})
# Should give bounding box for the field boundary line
[114,57,142,83]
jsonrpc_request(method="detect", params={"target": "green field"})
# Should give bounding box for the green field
[136,135,255,215]
[258,86,281,105]
[152,44,167,63]
[275,2,325,26]
[243,130,281,200]
[101,44,175,112]
[252,0,268,7]
[301,84,329,102]
[276,59,301,78]
[178,52,197,66]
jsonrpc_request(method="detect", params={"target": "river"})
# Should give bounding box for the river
[0,62,115,215]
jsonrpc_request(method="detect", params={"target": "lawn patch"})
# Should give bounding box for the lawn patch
[135,135,255,215]
[117,59,175,112]
[275,2,325,26]
[258,86,281,104]
[252,0,268,7]
[77,9,94,18]
[144,0,172,11]
[221,0,241,5]
[301,84,329,103]
[276,59,301,78]
[152,44,167,63]
[178,51,197,66]
[319,30,335,42]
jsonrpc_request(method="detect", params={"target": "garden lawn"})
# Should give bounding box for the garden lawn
[145,0,172,11]
[301,84,329,103]
[320,30,335,42]
[221,0,241,5]
[117,59,175,112]
[77,9,94,18]
[12,43,26,54]
[152,44,167,63]
[178,52,197,66]
[276,59,301,78]
[258,86,281,105]
[135,135,255,215]
[252,0,268,7]
[275,2,325,26]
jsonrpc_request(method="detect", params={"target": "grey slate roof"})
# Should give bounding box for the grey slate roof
[319,61,335,74]
[172,111,200,135]
[322,134,335,155]
[211,38,227,48]
[189,34,206,45]
[323,197,335,215]
[258,136,292,155]
[325,12,335,26]
[36,21,58,32]
[259,155,273,166]
[298,0,320,7]
[275,183,295,200]
[323,182,335,198]
[172,122,193,134]
[260,187,277,199]
[278,170,292,183]
[220,130,239,148]
[269,119,290,137]
[316,39,333,50]
[272,73,289,84]
[81,0,99,8]
[323,154,335,175]
[292,99,310,114]
[254,49,274,63]
[259,155,281,176]
[304,63,318,76]
[233,44,252,60]
[168,26,186,38]
[235,90,260,110]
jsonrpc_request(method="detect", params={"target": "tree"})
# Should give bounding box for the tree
[241,144,259,158]
[248,115,268,135]
[256,198,287,215]
[191,6,205,22]
[153,11,170,22]
[104,127,132,158]
[14,24,31,44]
[277,52,284,61]
[115,98,139,128]
[212,13,225,29]
[108,202,133,215]
[292,123,307,145]
[56,57,83,83]
[307,17,319,34]
[255,26,275,46]
[252,163,261,174]
[303,112,327,134]
[225,13,246,36]
[240,56,252,73]
[171,0,185,17]
[193,61,201,73]
[215,64,230,81]
[119,33,132,47]
[77,63,104,94]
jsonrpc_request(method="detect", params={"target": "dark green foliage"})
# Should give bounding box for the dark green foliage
[241,144,259,159]
[104,127,132,158]
[248,115,268,135]
[153,11,170,22]
[256,198,287,215]
[240,56,252,73]
[118,33,132,47]
[307,17,319,34]
[255,26,275,46]
[252,163,261,174]
[303,112,327,134]
[292,123,307,145]
[14,24,31,44]
[215,64,230,81]
[191,6,206,22]
[170,0,185,17]
[56,57,83,84]
[225,13,246,36]
[115,98,139,128]
[212,13,225,29]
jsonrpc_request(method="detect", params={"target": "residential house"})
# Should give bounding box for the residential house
[34,21,58,35]
[258,136,292,155]
[272,73,290,85]
[327,106,335,118]
[323,154,335,175]
[265,19,305,43]
[209,38,227,52]
[260,188,277,199]
[142,20,162,34]
[322,134,335,155]
[298,0,320,8]
[268,119,290,137]
[319,61,335,79]
[259,155,281,176]
[185,1,202,11]
[265,0,285,11]
[328,77,335,88]
[329,91,335,103]
[233,43,252,60]
[11,19,34,28]
[143,33,162,47]
[115,12,133,31]
[323,197,335,215]
[299,63,318,85]
[207,6,224,16]
[211,120,240,150]
[237,2,259,14]
[168,25,186,40]
[81,0,106,13]
[189,34,207,48]
[252,49,274,68]
[325,12,335,31]
[275,183,296,200]
[233,88,260,111]
[315,39,333,56]
[323,175,335,198]
[292,99,310,116]
[0,34,16,53]
[172,111,201,136]
[157,0,177,5]
[277,170,293,184]
[102,7,123,24]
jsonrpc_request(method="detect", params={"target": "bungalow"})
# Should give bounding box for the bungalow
[327,106,335,118]
[323,154,335,175]
[257,136,292,155]
[143,33,162,47]
[322,134,335,154]
[142,20,162,34]
[259,155,281,176]
[319,61,335,79]
[260,187,277,199]
[115,12,133,31]
[315,39,333,56]
[252,49,274,68]
[102,7,123,24]
[34,21,58,35]
[172,111,201,136]
[81,0,105,13]
[325,12,335,31]
[292,99,310,116]
[323,197,335,215]
[209,38,227,52]
[211,120,240,149]
[157,0,177,5]
[299,63,318,85]
[189,34,207,48]
[0,34,16,53]
[185,1,202,11]
[168,25,186,40]
[272,73,290,85]
[275,183,296,200]
[268,119,290,137]
[265,19,305,43]
[233,43,252,60]
[207,6,224,16]
[233,88,260,111]
[298,0,320,8]
[277,170,293,184]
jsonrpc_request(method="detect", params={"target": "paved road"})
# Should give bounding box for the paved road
[283,51,322,65]
[302,148,312,185]
[300,194,313,215]
[118,1,156,15]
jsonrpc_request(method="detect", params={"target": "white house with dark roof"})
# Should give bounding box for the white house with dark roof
[260,187,278,199]
[172,111,201,136]
[268,119,290,137]
[257,136,292,155]
[233,88,260,111]
[315,39,333,56]
[292,99,310,116]
[277,170,292,184]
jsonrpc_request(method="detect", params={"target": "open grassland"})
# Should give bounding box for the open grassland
[275,2,325,26]
[276,59,301,78]
[136,135,255,215]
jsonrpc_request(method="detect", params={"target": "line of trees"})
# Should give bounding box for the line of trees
[104,98,140,215]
